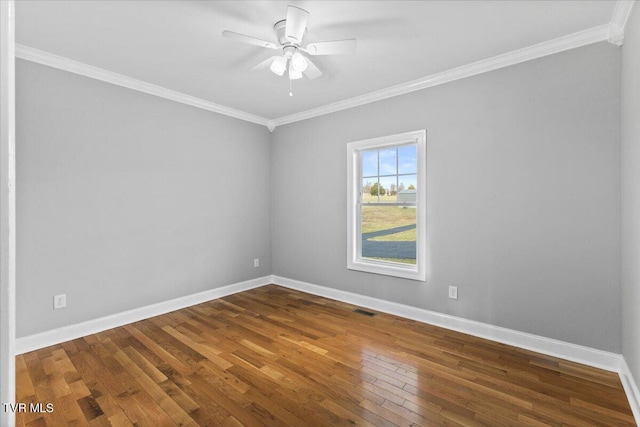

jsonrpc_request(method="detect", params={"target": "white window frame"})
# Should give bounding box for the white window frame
[347,130,426,281]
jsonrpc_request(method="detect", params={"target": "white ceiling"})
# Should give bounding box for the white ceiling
[16,1,618,120]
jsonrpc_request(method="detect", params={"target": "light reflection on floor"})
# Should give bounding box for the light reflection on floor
[359,344,423,418]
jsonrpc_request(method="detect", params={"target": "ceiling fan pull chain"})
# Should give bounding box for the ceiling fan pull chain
[289,78,293,97]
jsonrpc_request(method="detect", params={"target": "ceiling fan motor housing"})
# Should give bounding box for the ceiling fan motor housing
[282,45,297,59]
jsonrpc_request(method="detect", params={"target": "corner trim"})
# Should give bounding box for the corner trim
[15,275,272,355]
[271,275,622,373]
[271,24,611,127]
[15,44,270,128]
[0,1,16,425]
[620,357,640,423]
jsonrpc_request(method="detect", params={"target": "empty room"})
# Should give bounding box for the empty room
[1,0,640,425]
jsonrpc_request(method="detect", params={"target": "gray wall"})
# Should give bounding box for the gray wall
[16,60,272,337]
[16,40,624,355]
[271,42,622,352]
[622,7,640,385]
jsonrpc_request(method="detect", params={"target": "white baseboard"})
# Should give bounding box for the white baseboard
[17,274,623,371]
[15,275,272,355]
[620,357,640,423]
[14,273,639,426]
[272,274,640,424]
[270,275,622,373]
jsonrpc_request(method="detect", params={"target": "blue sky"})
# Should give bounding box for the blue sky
[362,145,417,178]
[362,145,417,190]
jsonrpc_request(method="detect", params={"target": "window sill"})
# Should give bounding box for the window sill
[348,258,425,281]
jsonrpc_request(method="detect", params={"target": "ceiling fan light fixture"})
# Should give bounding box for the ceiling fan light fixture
[290,52,308,73]
[223,5,355,88]
[270,56,287,76]
[288,66,303,80]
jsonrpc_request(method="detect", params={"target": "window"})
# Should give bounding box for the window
[347,130,426,281]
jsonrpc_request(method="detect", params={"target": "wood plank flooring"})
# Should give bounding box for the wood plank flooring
[16,285,636,426]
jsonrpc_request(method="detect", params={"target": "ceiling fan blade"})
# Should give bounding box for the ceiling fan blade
[303,56,322,80]
[222,30,279,49]
[304,39,356,55]
[250,56,280,71]
[285,6,309,44]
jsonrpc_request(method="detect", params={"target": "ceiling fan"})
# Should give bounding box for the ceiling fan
[222,5,356,84]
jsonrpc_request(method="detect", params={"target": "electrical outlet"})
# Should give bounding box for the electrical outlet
[448,286,458,300]
[53,294,66,309]
[254,258,259,268]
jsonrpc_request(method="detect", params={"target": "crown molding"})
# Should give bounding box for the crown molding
[16,2,631,132]
[609,24,626,46]
[612,0,635,27]
[272,24,611,128]
[15,44,270,128]
[607,0,635,46]
[610,0,636,46]
[266,120,276,132]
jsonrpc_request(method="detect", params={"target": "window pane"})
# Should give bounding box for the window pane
[398,145,417,175]
[362,150,378,178]
[362,178,378,203]
[397,174,417,198]
[360,205,416,265]
[379,148,397,176]
[379,176,397,203]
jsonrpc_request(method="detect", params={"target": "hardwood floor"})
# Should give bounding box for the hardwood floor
[16,285,635,426]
